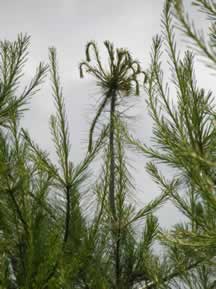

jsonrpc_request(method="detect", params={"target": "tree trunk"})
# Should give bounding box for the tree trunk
[109,90,116,220]
[108,90,121,289]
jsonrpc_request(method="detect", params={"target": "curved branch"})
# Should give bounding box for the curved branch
[79,62,105,82]
[88,95,109,152]
[85,41,106,77]
[104,40,115,73]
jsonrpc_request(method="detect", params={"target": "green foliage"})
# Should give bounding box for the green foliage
[121,0,216,287]
[79,40,169,289]
[1,1,216,288]
[173,0,216,68]
[0,34,48,127]
[80,40,146,153]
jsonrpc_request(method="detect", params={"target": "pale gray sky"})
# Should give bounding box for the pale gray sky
[0,0,213,228]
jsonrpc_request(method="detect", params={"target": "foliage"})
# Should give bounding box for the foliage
[79,41,168,289]
[125,0,216,287]
[1,1,216,288]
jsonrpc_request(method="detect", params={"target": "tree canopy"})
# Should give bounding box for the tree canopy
[0,1,216,289]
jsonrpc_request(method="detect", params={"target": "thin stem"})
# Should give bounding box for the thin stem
[115,228,121,289]
[109,90,116,219]
[88,95,109,152]
[63,184,71,244]
[108,90,122,289]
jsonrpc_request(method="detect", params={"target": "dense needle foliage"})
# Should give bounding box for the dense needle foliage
[0,1,216,289]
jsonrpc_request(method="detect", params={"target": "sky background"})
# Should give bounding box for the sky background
[0,0,214,228]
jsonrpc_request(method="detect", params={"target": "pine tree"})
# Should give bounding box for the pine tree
[126,0,216,287]
[80,41,170,289]
[0,35,104,289]
[2,1,216,287]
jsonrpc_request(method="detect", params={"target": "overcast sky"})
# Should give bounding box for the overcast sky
[0,0,214,228]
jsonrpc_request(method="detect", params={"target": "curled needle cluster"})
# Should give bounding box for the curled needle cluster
[80,41,147,152]
[80,41,147,95]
